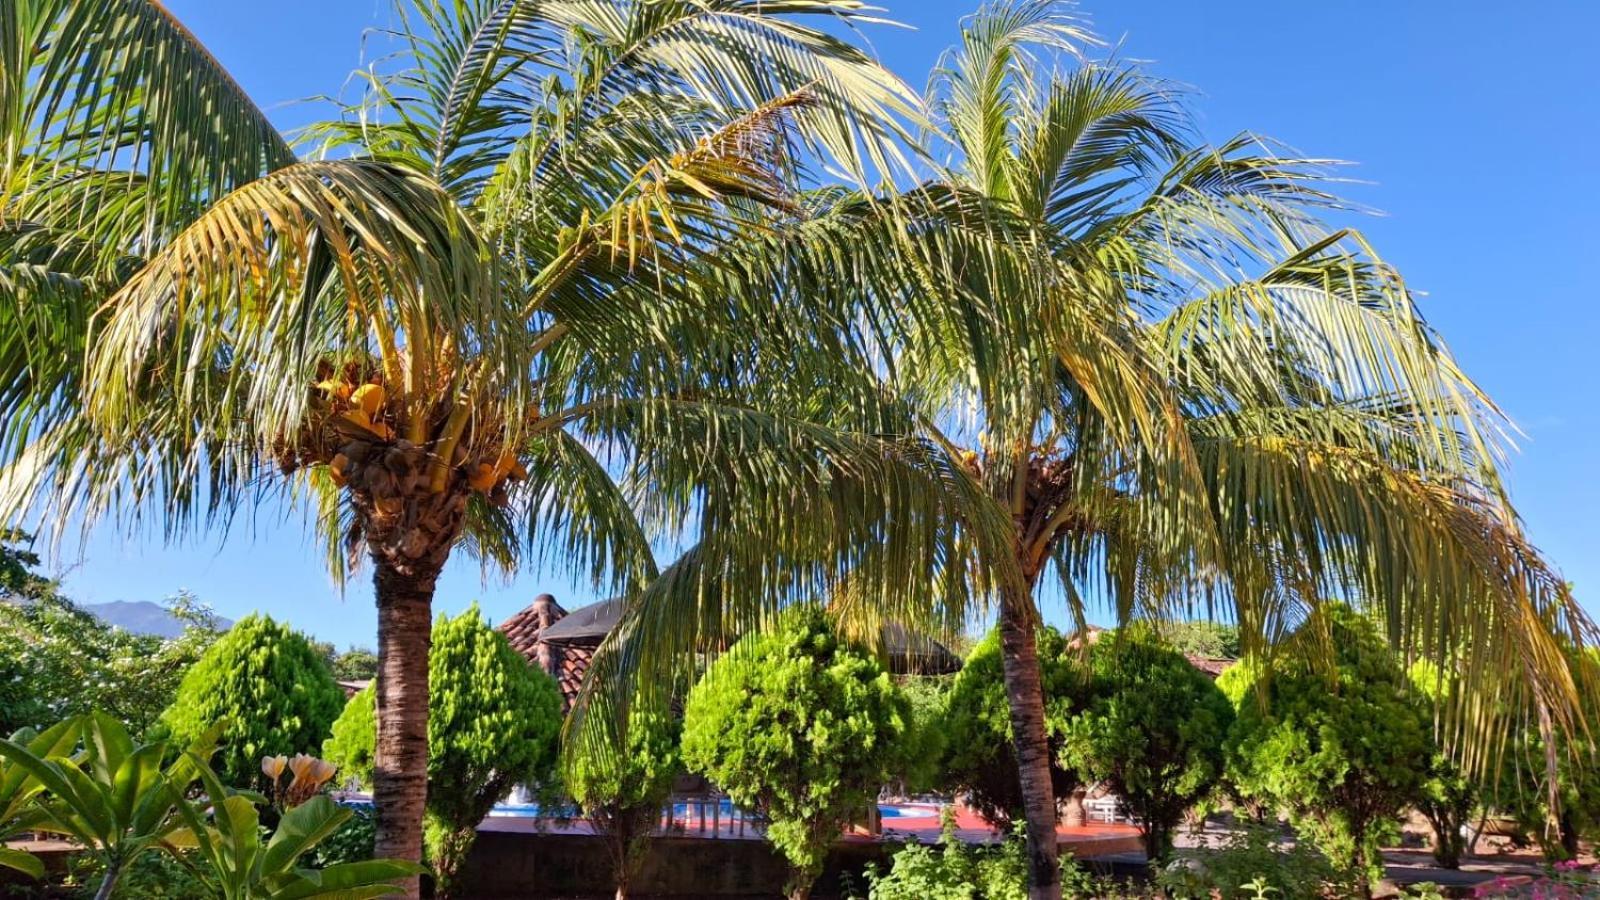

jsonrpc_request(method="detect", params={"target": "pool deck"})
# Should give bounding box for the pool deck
[477,804,1146,859]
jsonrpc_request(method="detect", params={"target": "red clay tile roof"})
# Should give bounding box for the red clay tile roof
[499,594,594,710]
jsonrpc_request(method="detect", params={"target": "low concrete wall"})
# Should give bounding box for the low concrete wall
[457,831,889,899]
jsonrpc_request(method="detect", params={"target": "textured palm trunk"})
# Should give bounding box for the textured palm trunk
[351,438,472,900]
[373,555,439,899]
[998,586,1061,900]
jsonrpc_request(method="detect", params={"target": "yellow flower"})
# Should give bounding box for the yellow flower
[261,755,288,781]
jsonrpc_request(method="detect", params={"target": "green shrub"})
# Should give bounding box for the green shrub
[322,685,375,787]
[1407,660,1476,869]
[941,626,1083,826]
[682,608,909,900]
[863,811,1032,900]
[1058,626,1232,861]
[159,613,342,791]
[861,813,1118,900]
[323,603,562,898]
[1156,820,1341,899]
[1486,647,1600,860]
[895,675,953,795]
[1222,604,1430,896]
[566,703,682,899]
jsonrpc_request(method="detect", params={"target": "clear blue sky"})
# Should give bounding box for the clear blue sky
[57,1,1600,647]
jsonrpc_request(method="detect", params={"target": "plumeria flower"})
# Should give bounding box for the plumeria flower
[261,755,288,781]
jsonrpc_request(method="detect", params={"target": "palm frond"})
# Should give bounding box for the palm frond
[1,0,294,259]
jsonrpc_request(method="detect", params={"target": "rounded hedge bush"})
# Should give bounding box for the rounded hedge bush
[160,613,344,790]
[681,608,908,900]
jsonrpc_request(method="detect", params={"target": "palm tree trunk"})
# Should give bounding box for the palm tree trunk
[998,587,1061,900]
[373,555,439,899]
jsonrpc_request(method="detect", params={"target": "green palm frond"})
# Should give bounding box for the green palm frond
[1,0,294,256]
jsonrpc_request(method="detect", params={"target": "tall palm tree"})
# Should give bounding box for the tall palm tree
[0,0,950,891]
[578,5,1594,899]
[881,6,1594,896]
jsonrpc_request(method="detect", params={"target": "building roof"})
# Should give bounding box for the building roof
[536,597,622,646]
[499,595,965,707]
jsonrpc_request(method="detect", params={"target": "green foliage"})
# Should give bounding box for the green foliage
[1407,660,1476,869]
[329,648,379,682]
[304,806,376,870]
[0,718,81,879]
[0,530,50,599]
[0,713,221,898]
[565,703,681,897]
[170,756,421,900]
[863,815,1031,900]
[323,604,562,896]
[0,587,221,738]
[160,614,344,791]
[1155,621,1241,660]
[682,609,909,898]
[1157,820,1341,900]
[1486,647,1600,860]
[1223,605,1430,892]
[941,626,1083,826]
[1058,626,1232,861]
[309,642,380,683]
[60,848,213,899]
[323,687,375,788]
[895,675,954,795]
[862,813,1120,900]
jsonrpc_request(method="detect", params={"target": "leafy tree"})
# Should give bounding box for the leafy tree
[682,610,909,900]
[1223,605,1432,897]
[1058,626,1232,861]
[161,614,344,791]
[324,605,562,898]
[942,627,1082,826]
[1155,621,1241,660]
[311,641,381,683]
[566,704,682,900]
[865,811,1036,900]
[330,647,379,682]
[0,530,50,599]
[323,687,377,790]
[0,590,221,737]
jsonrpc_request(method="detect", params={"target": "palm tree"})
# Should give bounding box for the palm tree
[579,5,1594,898]
[881,6,1594,896]
[0,1,942,891]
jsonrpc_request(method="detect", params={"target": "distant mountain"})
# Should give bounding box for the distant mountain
[81,600,233,638]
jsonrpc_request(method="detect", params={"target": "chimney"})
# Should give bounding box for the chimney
[531,593,565,677]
